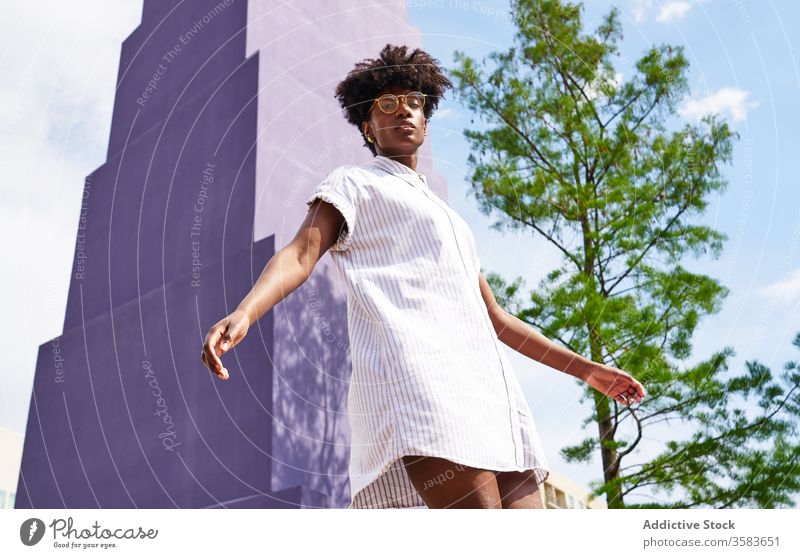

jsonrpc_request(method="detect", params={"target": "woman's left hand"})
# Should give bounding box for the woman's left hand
[583,364,646,406]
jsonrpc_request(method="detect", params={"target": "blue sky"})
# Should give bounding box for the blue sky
[2,0,798,505]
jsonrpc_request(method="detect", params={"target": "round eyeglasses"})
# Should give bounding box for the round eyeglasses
[369,91,426,114]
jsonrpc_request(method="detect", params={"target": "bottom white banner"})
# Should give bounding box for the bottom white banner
[1,509,798,557]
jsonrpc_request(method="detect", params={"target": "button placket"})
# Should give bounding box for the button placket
[374,158,521,460]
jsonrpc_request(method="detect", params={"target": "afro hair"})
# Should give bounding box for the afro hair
[334,43,453,156]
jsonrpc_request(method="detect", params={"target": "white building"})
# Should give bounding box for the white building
[542,468,607,509]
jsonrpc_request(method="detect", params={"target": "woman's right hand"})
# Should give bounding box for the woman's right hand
[200,309,252,381]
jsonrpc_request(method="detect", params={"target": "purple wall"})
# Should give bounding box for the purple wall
[17,0,439,509]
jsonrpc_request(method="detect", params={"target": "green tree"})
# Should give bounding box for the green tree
[451,0,800,508]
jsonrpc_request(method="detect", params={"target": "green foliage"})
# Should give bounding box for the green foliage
[560,436,597,464]
[484,271,527,315]
[451,0,800,508]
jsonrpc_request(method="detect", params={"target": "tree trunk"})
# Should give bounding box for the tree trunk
[593,390,623,507]
[589,327,623,507]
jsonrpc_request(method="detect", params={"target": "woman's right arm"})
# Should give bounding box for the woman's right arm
[200,199,347,380]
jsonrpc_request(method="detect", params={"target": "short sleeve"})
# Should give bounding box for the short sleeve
[305,165,359,252]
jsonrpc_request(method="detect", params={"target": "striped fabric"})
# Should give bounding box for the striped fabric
[305,155,550,509]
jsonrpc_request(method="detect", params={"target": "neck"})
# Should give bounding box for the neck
[378,152,417,172]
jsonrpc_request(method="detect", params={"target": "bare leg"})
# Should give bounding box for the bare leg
[495,469,545,509]
[402,455,502,509]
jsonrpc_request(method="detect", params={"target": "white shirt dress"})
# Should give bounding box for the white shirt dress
[305,155,550,508]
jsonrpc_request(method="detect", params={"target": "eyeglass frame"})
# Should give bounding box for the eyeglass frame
[368,91,427,114]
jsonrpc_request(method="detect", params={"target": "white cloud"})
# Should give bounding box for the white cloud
[0,1,143,215]
[759,269,800,303]
[656,1,693,22]
[678,86,759,123]
[630,0,708,24]
[629,0,653,24]
[432,107,459,120]
[0,1,143,433]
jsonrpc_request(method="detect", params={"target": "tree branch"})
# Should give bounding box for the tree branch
[595,93,663,188]
[616,407,643,459]
[601,87,646,129]
[506,212,583,270]
[465,78,560,177]
[606,202,692,294]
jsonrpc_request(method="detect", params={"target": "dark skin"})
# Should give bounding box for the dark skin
[402,455,545,509]
[361,85,427,171]
[201,84,645,509]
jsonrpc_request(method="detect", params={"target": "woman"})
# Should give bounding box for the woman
[200,44,646,509]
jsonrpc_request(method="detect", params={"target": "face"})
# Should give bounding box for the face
[362,86,427,156]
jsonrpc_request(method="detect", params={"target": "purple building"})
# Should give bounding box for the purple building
[16,0,447,508]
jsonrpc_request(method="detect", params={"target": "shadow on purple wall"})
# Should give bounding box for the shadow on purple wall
[17,0,352,509]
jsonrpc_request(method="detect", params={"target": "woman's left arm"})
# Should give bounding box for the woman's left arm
[478,273,646,406]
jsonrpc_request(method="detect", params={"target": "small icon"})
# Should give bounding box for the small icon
[20,518,45,546]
